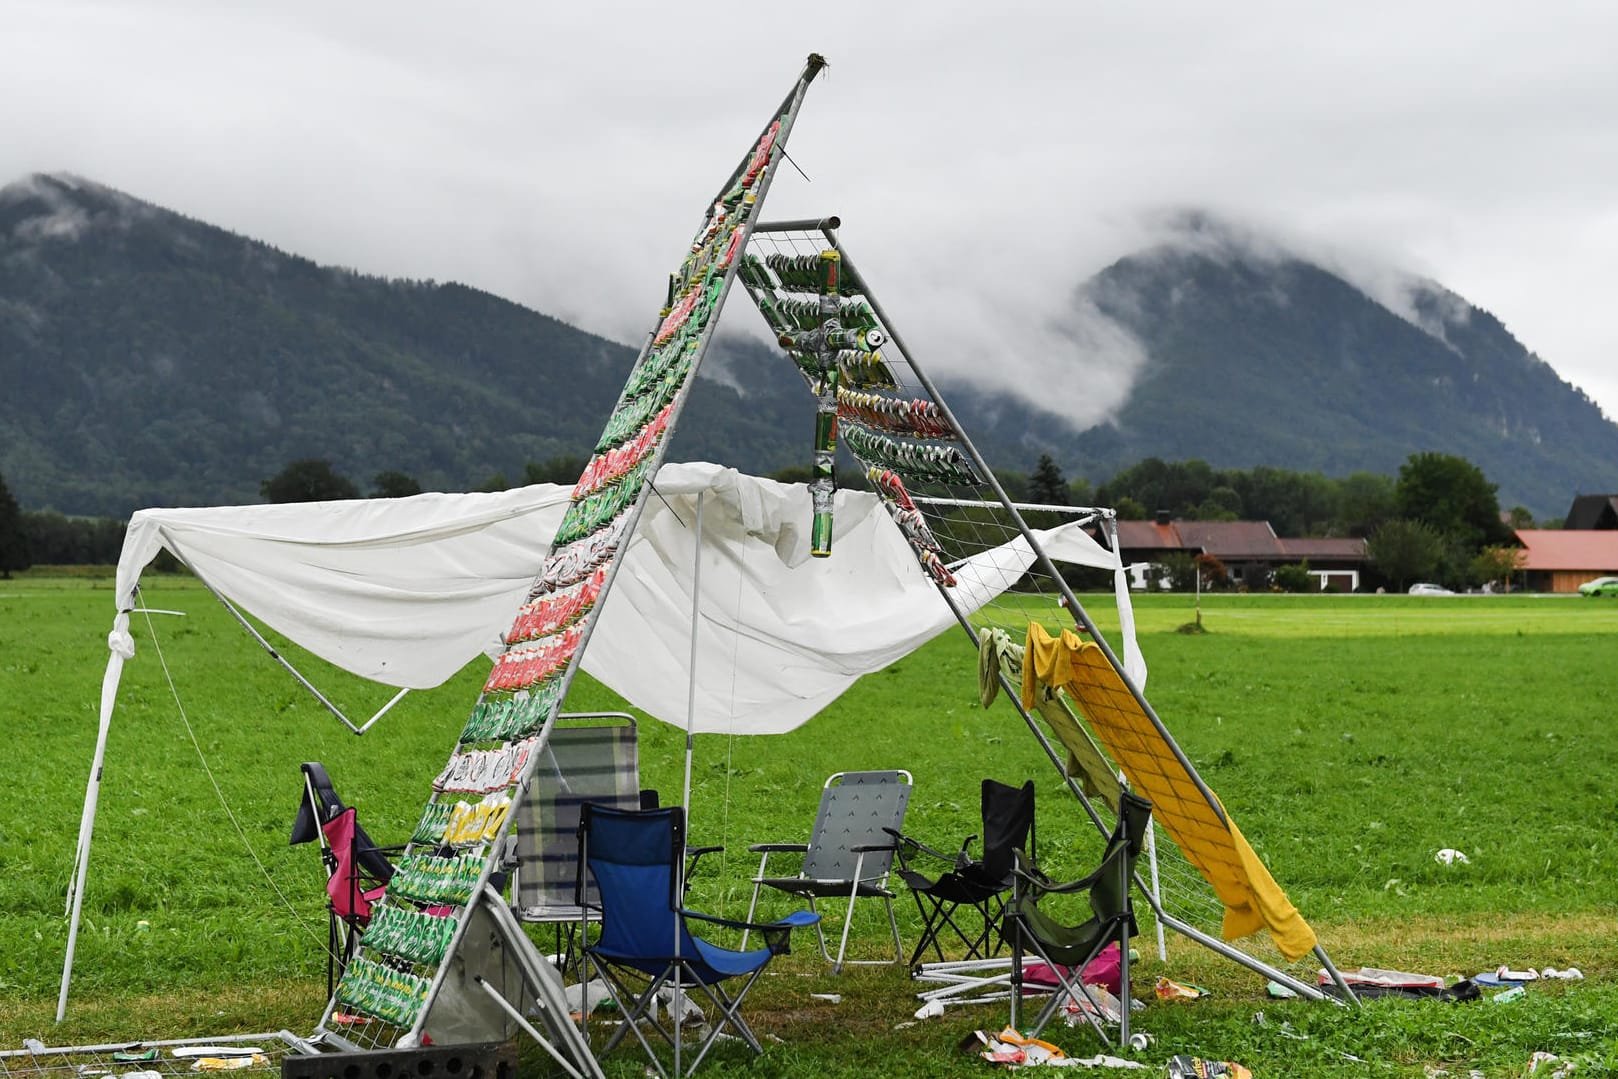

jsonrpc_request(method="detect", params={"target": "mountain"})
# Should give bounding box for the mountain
[3,177,1614,521]
[974,217,1618,519]
[0,174,816,517]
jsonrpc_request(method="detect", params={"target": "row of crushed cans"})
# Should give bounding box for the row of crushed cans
[335,955,433,1029]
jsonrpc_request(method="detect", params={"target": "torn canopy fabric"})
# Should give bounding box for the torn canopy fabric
[112,462,1139,736]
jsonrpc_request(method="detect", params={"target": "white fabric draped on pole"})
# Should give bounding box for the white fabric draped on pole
[64,462,1141,1020]
[108,462,1137,734]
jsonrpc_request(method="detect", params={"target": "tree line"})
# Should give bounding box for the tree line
[1012,451,1532,592]
[0,451,1550,590]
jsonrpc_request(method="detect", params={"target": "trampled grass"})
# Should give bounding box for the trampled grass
[2,577,1616,1076]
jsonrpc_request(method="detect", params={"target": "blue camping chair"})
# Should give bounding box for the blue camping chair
[578,803,819,1078]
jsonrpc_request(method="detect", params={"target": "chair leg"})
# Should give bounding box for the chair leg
[1116,926,1131,1049]
[682,966,768,1075]
[907,890,943,968]
[326,914,340,999]
[588,954,678,1076]
[834,878,858,972]
[1009,922,1023,1033]
[884,894,902,965]
[911,896,996,968]
[740,854,769,951]
[1019,940,1113,1047]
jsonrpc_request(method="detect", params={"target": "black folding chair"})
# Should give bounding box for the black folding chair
[1007,790,1153,1048]
[889,778,1035,968]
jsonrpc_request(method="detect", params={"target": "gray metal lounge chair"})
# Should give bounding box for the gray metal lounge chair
[742,769,913,971]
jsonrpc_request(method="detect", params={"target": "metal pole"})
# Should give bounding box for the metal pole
[682,492,703,815]
[752,216,841,234]
[675,493,706,1079]
[831,234,1230,826]
[57,631,123,1022]
[203,577,373,736]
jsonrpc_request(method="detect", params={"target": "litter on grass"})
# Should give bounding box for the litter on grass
[1525,1051,1577,1076]
[967,1028,1145,1070]
[1154,977,1209,1001]
[1165,1055,1251,1078]
[1434,848,1471,865]
[1251,1011,1308,1040]
[1474,965,1545,988]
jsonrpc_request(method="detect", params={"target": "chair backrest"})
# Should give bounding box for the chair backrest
[1090,790,1153,922]
[979,778,1036,883]
[291,762,344,843]
[292,761,394,884]
[322,807,387,923]
[579,803,697,964]
[515,715,640,913]
[801,770,913,882]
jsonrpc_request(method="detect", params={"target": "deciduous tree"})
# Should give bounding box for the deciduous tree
[260,459,360,503]
[1472,545,1525,592]
[0,472,29,578]
[1395,452,1510,550]
[371,471,423,498]
[1367,518,1445,590]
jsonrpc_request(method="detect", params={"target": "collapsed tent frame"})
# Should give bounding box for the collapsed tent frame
[741,215,1356,1003]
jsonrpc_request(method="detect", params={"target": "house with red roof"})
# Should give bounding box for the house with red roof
[1513,529,1618,592]
[1112,514,1368,592]
[1512,493,1618,592]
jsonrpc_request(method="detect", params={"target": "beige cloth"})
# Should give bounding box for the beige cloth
[977,627,1121,810]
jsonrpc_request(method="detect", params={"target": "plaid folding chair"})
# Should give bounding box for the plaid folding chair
[514,714,644,921]
[743,769,913,971]
[579,803,818,1078]
[507,711,650,988]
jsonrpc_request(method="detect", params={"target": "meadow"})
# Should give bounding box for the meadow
[1,576,1615,1077]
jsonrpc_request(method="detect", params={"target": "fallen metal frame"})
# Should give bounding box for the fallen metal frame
[0,1031,311,1079]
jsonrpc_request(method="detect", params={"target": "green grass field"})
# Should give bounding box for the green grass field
[2,577,1615,1076]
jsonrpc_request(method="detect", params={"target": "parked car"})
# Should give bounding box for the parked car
[1408,583,1455,596]
[1578,576,1618,597]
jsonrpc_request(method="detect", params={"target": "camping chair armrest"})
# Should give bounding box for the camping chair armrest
[682,908,819,955]
[881,826,961,868]
[686,844,723,879]
[748,842,809,853]
[850,841,899,854]
[1009,850,1057,890]
[1016,864,1103,896]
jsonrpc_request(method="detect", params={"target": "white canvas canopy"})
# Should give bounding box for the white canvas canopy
[63,461,1142,1017]
[107,461,1140,734]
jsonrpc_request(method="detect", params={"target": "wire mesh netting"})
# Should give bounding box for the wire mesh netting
[0,1034,296,1079]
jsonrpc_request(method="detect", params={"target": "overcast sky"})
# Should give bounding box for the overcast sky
[7,1,1617,431]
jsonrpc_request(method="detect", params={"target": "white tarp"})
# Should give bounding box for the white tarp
[112,462,1137,734]
[117,483,574,690]
[65,461,1141,1019]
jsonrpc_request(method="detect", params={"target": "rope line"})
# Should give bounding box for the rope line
[138,593,326,950]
